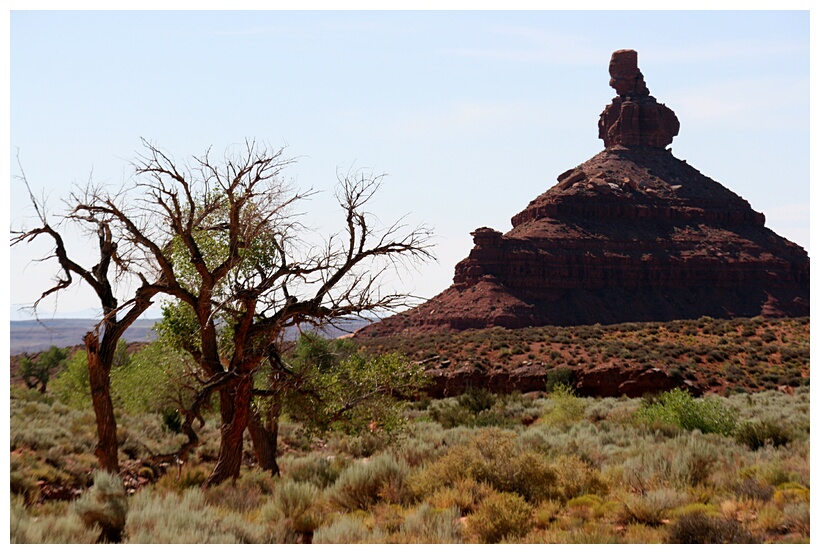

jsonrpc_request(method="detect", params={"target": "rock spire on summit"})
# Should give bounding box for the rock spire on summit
[608,49,649,97]
[598,49,680,149]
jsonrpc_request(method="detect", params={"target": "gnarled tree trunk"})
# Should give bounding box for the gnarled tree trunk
[84,332,119,473]
[205,375,254,486]
[247,400,280,476]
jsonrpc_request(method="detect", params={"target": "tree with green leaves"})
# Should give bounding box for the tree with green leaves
[18,345,68,394]
[14,140,433,484]
[63,139,433,485]
[260,332,428,473]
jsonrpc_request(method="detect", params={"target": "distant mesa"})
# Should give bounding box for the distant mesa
[364,50,809,336]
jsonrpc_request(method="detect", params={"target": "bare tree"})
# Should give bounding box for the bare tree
[67,139,434,485]
[11,161,166,472]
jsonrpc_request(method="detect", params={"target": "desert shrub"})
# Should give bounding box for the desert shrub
[154,466,209,493]
[202,468,273,513]
[759,330,777,343]
[752,504,788,535]
[550,454,609,502]
[276,420,315,453]
[397,503,462,543]
[427,398,476,429]
[726,388,810,443]
[10,450,42,504]
[616,488,691,526]
[565,494,607,520]
[472,409,517,428]
[326,429,390,458]
[467,491,532,543]
[739,460,800,490]
[281,453,348,488]
[371,502,405,535]
[637,388,736,435]
[458,387,497,413]
[665,512,757,544]
[772,482,810,507]
[669,502,720,519]
[734,420,792,450]
[313,513,384,543]
[732,478,774,501]
[532,499,562,529]
[523,520,629,544]
[10,445,82,504]
[10,391,98,456]
[11,496,98,544]
[329,454,411,511]
[620,434,725,491]
[541,383,586,429]
[428,394,520,429]
[126,488,265,543]
[74,471,128,543]
[495,394,541,426]
[258,480,323,538]
[409,428,557,503]
[782,502,810,535]
[425,477,494,515]
[389,421,451,467]
[545,367,574,392]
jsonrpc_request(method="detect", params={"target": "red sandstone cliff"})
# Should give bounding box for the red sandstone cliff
[363,50,809,337]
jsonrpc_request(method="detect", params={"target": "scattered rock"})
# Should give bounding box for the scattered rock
[574,363,699,398]
[555,170,586,191]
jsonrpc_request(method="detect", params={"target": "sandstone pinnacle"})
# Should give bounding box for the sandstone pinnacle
[598,49,680,149]
[362,50,809,337]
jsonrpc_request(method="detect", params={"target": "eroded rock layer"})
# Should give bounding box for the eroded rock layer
[363,50,808,337]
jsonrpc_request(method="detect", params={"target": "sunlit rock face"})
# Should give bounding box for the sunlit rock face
[363,50,809,337]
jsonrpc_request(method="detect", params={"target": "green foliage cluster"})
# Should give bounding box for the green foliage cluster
[637,388,737,435]
[19,345,67,393]
[285,333,428,437]
[50,339,188,415]
[541,383,586,429]
[49,350,94,410]
[545,366,574,392]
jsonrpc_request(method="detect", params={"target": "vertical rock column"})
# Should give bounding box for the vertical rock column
[598,49,680,149]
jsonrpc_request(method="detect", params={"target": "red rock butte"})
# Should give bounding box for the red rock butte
[365,50,809,336]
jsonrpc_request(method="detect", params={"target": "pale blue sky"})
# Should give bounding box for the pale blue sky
[8,9,811,319]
